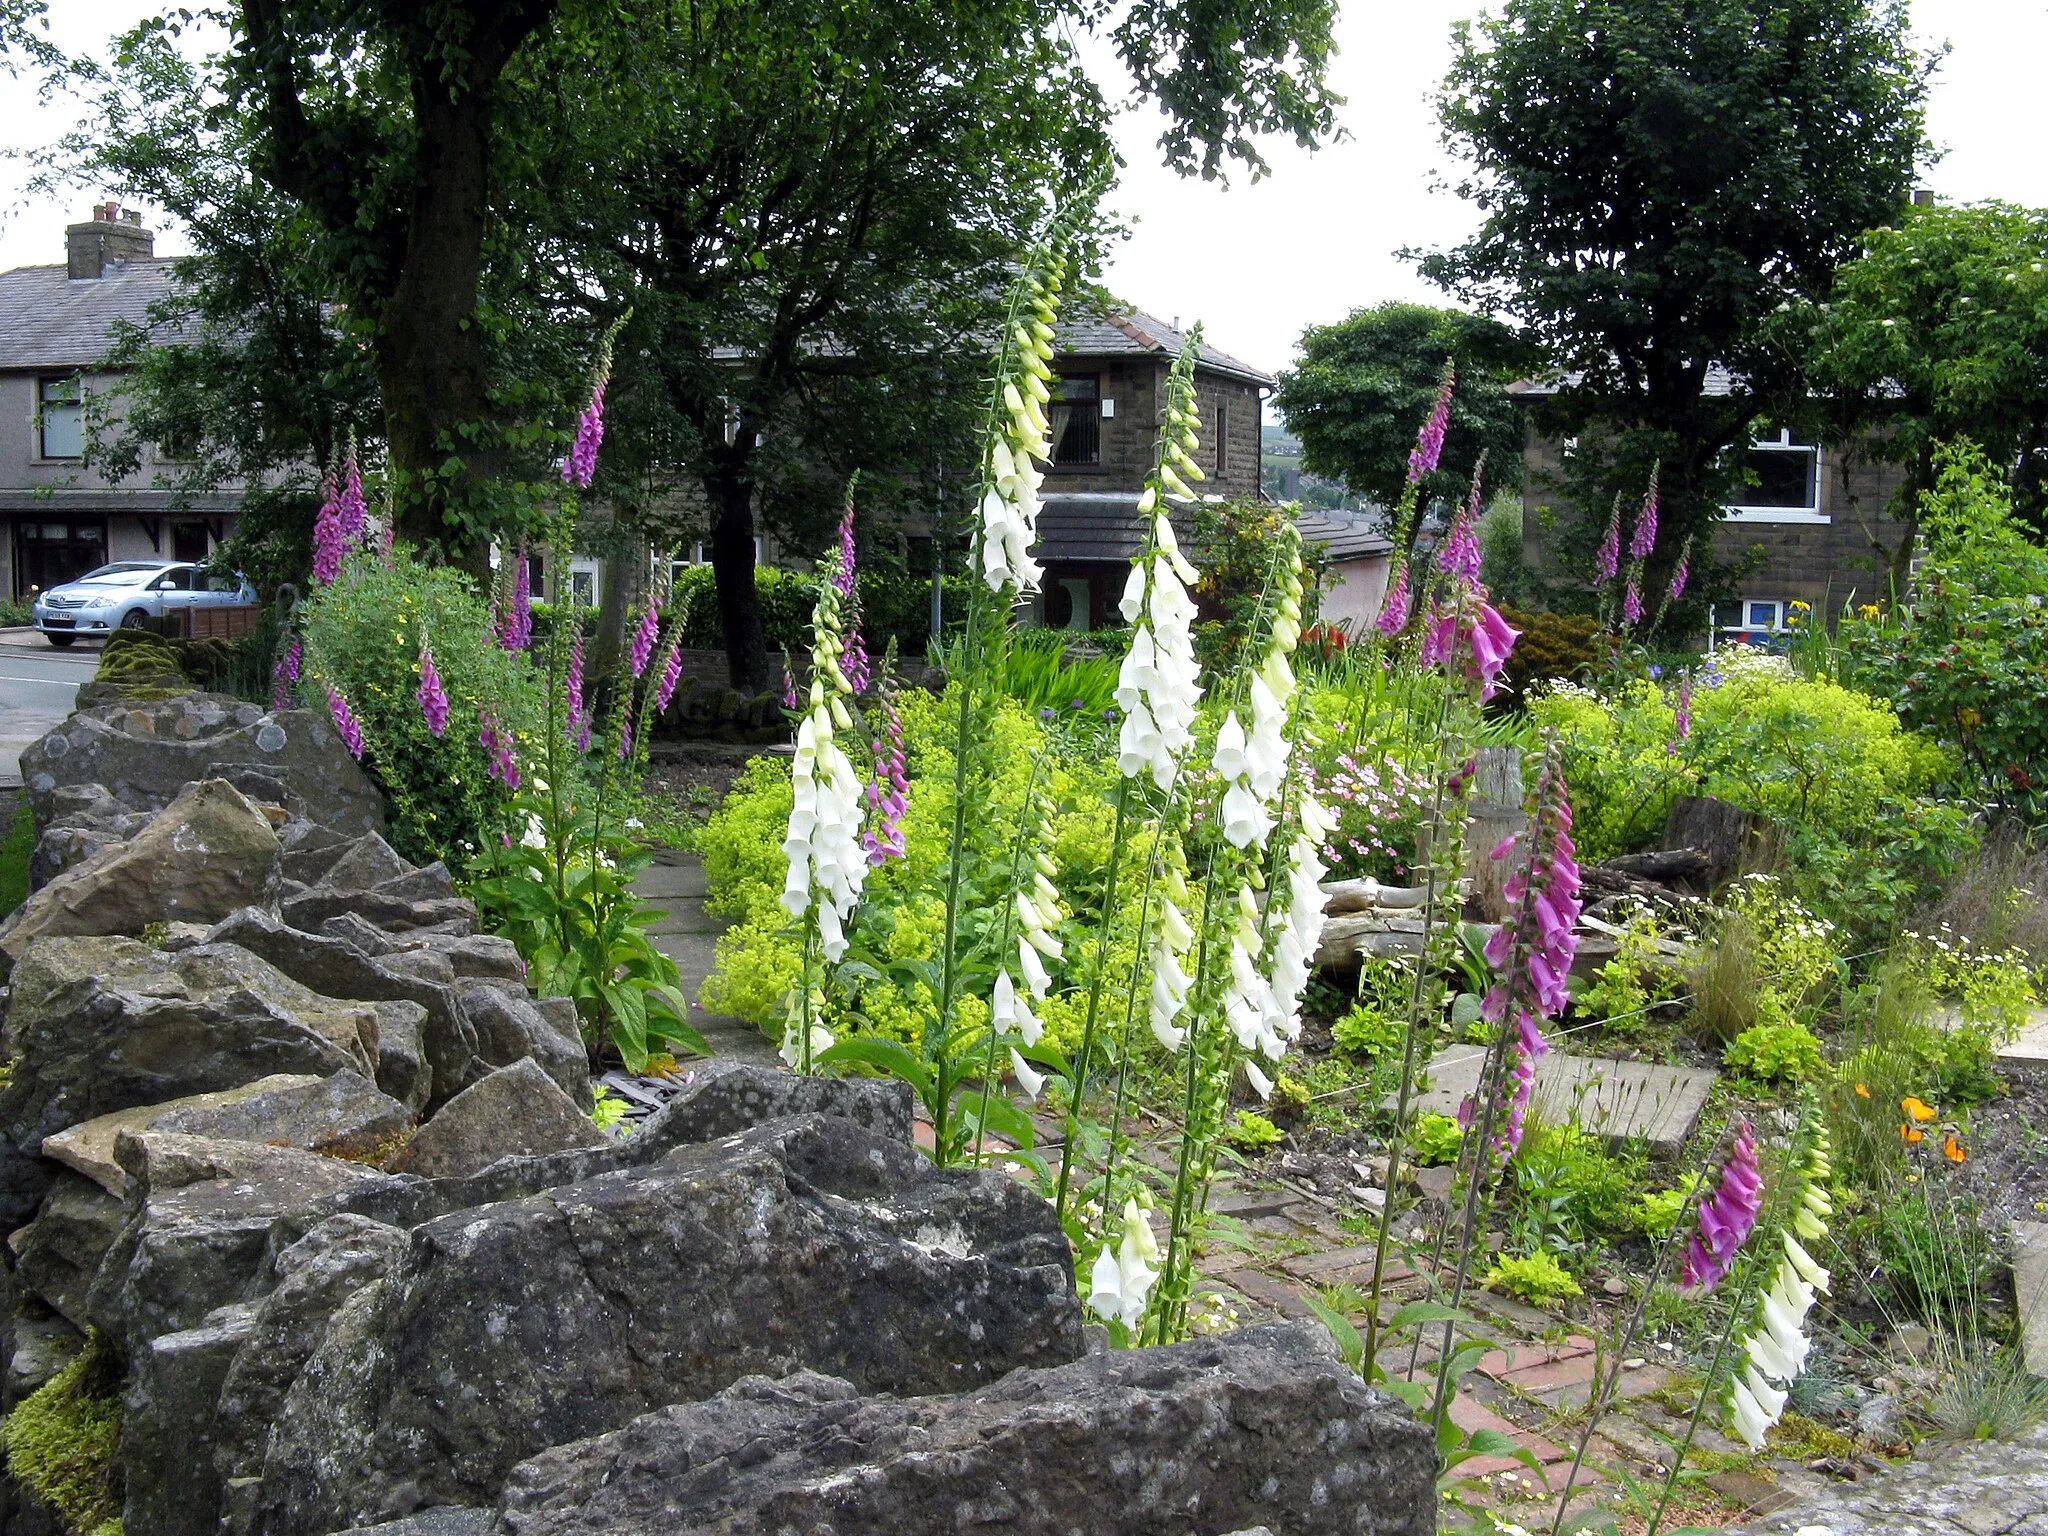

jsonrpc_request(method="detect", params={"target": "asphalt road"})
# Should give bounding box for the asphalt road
[0,629,100,788]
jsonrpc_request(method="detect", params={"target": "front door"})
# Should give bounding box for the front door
[13,518,108,599]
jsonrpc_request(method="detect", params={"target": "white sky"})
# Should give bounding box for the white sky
[3,0,2046,380]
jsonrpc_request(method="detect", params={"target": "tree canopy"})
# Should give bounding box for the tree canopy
[1420,0,1933,601]
[1272,301,1528,519]
[1784,200,2048,569]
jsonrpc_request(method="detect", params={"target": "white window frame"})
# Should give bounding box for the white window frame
[1725,429,1828,524]
[1716,598,1787,634]
[38,375,84,460]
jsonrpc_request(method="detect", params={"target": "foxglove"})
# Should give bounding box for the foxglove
[1622,574,1644,627]
[480,715,520,789]
[1116,392,1206,788]
[1681,1118,1763,1292]
[563,322,618,489]
[565,626,588,749]
[629,601,660,678]
[1594,493,1623,586]
[1215,542,1303,852]
[271,638,301,713]
[1148,885,1196,1051]
[416,646,448,737]
[1729,1119,1833,1450]
[1375,562,1412,637]
[1087,1198,1161,1330]
[1437,455,1486,587]
[1407,364,1454,485]
[860,671,909,865]
[1629,467,1659,561]
[500,552,533,654]
[653,634,685,715]
[325,684,364,760]
[979,256,1068,592]
[311,468,345,585]
[338,433,366,544]
[1668,533,1694,603]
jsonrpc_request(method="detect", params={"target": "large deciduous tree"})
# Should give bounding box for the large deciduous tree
[1419,0,1933,603]
[1273,302,1528,521]
[1784,201,2048,576]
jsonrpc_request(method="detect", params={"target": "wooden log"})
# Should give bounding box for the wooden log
[1319,879,1428,915]
[1464,746,1527,922]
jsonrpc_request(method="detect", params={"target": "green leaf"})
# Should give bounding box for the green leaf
[1385,1301,1468,1333]
[1301,1293,1365,1376]
[816,1037,932,1098]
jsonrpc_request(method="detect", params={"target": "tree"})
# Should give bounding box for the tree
[1272,301,1528,520]
[1419,0,1933,606]
[1785,201,2048,575]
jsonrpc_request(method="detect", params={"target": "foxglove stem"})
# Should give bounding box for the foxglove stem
[415,645,448,737]
[311,467,344,585]
[325,684,363,759]
[338,431,366,543]
[1594,491,1624,586]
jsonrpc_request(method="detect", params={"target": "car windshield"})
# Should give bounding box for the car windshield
[71,564,167,587]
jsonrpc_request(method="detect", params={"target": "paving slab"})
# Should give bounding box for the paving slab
[1393,1047,1718,1153]
[631,850,780,1068]
[2012,1220,2048,1376]
[1995,1008,2048,1064]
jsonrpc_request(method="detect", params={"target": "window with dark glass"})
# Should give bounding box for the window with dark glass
[1050,376,1100,466]
[39,376,83,459]
[1215,399,1229,476]
[1739,432,1818,510]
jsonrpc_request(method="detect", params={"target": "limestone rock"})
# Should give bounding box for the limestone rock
[279,822,355,885]
[252,1115,1083,1531]
[414,933,524,983]
[282,888,476,936]
[87,1132,395,1350]
[393,1060,603,1181]
[372,1001,432,1114]
[458,982,588,1108]
[8,1170,125,1329]
[213,1216,411,1536]
[206,908,479,1110]
[375,950,456,986]
[314,834,412,892]
[496,1325,1436,1536]
[377,863,457,903]
[19,696,386,837]
[41,1074,324,1195]
[329,1514,493,1536]
[318,911,398,956]
[123,1303,259,1536]
[0,779,280,968]
[0,938,375,1233]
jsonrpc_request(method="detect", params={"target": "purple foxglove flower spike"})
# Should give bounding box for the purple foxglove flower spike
[860,676,910,866]
[1594,494,1623,586]
[1437,455,1486,587]
[564,379,606,489]
[565,626,587,747]
[1629,467,1659,561]
[782,650,798,709]
[479,715,520,789]
[416,645,449,737]
[339,434,366,544]
[1406,364,1455,485]
[1682,1118,1763,1292]
[833,500,858,597]
[325,684,364,759]
[271,638,302,713]
[311,468,345,585]
[842,626,870,695]
[628,601,659,677]
[1375,562,1411,637]
[654,635,685,713]
[500,551,533,654]
[1622,574,1644,626]
[1668,534,1694,603]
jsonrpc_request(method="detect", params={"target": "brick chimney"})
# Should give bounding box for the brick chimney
[66,203,153,280]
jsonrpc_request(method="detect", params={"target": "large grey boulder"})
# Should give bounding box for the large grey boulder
[8,1169,125,1329]
[0,937,376,1232]
[457,983,587,1107]
[252,1114,1083,1532]
[19,696,385,837]
[371,1001,432,1113]
[0,779,280,969]
[123,1303,259,1536]
[206,908,478,1110]
[495,1325,1437,1536]
[313,834,412,892]
[209,1216,411,1536]
[393,1060,603,1181]
[87,1132,396,1351]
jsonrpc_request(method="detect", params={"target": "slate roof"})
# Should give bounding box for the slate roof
[0,260,188,371]
[1036,493,1391,567]
[1509,361,1738,398]
[1053,301,1275,388]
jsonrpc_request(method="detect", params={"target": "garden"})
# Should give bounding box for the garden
[134,200,2047,1536]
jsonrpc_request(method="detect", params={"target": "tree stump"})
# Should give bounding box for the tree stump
[1661,795,1777,889]
[1464,747,1528,921]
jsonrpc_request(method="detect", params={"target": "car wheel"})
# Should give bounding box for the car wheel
[46,634,75,648]
[121,609,150,630]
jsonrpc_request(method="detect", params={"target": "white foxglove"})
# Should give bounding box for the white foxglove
[979,269,1065,592]
[1213,542,1304,852]
[1149,893,1195,1051]
[1010,1047,1047,1102]
[1726,1121,1833,1450]
[1087,1199,1161,1329]
[992,968,1043,1048]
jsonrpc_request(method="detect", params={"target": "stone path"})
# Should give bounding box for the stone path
[1998,1008,2048,1065]
[633,850,781,1066]
[2014,1221,2048,1378]
[1395,1045,1718,1154]
[1735,1421,2048,1535]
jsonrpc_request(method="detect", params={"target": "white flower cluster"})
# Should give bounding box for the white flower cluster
[1730,1128,1835,1450]
[780,584,869,968]
[992,967,1047,1100]
[1149,866,1197,1052]
[1013,846,1065,1002]
[1117,486,1204,790]
[1213,553,1304,851]
[1263,794,1336,1052]
[1086,1197,1160,1330]
[978,261,1065,592]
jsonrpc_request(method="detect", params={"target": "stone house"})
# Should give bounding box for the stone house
[1512,374,1914,640]
[0,205,237,603]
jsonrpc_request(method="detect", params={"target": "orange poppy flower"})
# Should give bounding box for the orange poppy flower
[1902,1096,1937,1122]
[1943,1134,1966,1164]
[1854,1083,1871,1099]
[1901,1124,1925,1144]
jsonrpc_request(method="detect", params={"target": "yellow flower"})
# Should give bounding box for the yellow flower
[1853,1082,1871,1099]
[1942,1133,1966,1164]
[1858,603,1880,620]
[1902,1096,1937,1122]
[1901,1124,1924,1145]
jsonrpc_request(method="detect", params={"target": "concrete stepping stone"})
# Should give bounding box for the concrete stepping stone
[2013,1221,2048,1376]
[629,850,781,1068]
[1996,1008,2048,1065]
[1394,1046,1717,1153]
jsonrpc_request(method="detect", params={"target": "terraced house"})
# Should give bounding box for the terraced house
[0,204,240,604]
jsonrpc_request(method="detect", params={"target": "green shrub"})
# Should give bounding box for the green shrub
[1409,1112,1464,1166]
[1512,1123,1644,1238]
[1332,1000,1405,1059]
[1724,1020,1826,1084]
[1,1333,123,1534]
[1495,603,1599,704]
[1633,1187,1689,1239]
[1483,1250,1583,1308]
[299,548,543,865]
[1223,1111,1285,1154]
[0,795,32,922]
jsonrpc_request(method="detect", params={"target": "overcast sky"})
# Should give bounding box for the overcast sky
[4,0,2046,380]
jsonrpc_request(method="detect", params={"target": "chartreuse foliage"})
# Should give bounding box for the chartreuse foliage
[2,1333,124,1535]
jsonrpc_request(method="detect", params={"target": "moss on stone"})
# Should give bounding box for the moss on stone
[1,1332,124,1534]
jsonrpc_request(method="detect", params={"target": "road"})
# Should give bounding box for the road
[0,629,100,788]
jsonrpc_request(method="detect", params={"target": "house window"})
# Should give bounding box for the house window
[1744,600,1784,632]
[1728,430,1823,521]
[39,377,83,459]
[1050,376,1100,466]
[569,558,600,608]
[1215,399,1229,476]
[172,522,210,563]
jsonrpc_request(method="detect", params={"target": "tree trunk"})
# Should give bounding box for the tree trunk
[706,454,769,693]
[377,78,500,565]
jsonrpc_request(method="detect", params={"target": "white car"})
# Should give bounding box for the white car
[32,560,257,647]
